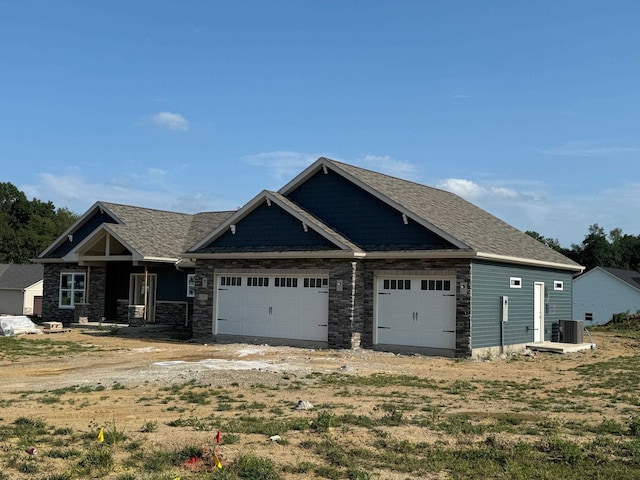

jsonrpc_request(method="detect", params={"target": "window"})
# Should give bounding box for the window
[383,279,411,290]
[421,279,452,291]
[585,312,593,321]
[275,277,297,287]
[510,277,522,289]
[303,278,328,288]
[220,276,241,287]
[554,281,564,291]
[247,277,269,287]
[186,274,195,297]
[59,272,86,308]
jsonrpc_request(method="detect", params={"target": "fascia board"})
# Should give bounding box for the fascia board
[474,252,585,272]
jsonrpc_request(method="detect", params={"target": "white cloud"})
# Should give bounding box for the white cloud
[358,155,419,180]
[150,112,190,131]
[543,141,640,157]
[436,178,527,202]
[242,151,319,182]
[22,168,247,217]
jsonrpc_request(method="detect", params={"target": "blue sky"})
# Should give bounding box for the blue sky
[2,1,639,247]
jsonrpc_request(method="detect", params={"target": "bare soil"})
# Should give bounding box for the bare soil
[0,327,637,479]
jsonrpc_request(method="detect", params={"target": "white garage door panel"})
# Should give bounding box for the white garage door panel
[216,275,328,342]
[376,277,456,349]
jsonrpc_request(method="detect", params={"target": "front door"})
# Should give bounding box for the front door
[130,273,157,323]
[533,282,544,342]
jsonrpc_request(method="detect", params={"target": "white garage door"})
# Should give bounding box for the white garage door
[376,276,456,349]
[216,274,329,342]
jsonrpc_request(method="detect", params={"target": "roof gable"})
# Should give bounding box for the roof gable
[189,191,362,255]
[281,158,582,270]
[576,267,640,293]
[38,201,234,264]
[284,166,458,251]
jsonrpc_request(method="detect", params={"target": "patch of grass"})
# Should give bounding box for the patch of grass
[0,337,99,361]
[77,447,115,474]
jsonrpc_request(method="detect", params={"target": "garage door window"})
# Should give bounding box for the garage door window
[383,279,411,290]
[421,279,451,291]
[274,277,298,287]
[221,276,242,286]
[248,277,269,287]
[304,278,328,288]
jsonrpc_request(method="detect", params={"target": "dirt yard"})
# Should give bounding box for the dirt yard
[0,327,638,479]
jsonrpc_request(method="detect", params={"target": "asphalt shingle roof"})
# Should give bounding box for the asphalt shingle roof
[0,264,43,289]
[99,203,234,260]
[325,158,581,268]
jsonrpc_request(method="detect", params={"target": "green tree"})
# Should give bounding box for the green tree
[0,182,78,263]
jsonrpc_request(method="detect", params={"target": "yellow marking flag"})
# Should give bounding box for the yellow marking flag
[213,449,223,469]
[97,428,104,443]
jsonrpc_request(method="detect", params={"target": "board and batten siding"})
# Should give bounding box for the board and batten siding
[200,201,337,253]
[471,261,573,349]
[286,168,455,250]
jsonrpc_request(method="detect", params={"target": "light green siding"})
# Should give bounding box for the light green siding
[471,261,573,349]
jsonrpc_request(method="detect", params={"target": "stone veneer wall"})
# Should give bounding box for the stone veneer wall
[42,264,85,325]
[155,301,193,338]
[192,257,472,356]
[42,264,108,325]
[86,266,106,322]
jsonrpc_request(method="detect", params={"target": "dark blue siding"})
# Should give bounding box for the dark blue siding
[471,261,573,349]
[286,169,455,250]
[200,201,338,252]
[46,211,118,258]
[107,264,191,301]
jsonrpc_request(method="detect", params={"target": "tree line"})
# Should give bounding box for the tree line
[527,225,640,273]
[0,181,637,273]
[0,182,78,263]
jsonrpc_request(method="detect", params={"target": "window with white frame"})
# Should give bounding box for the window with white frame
[59,272,86,308]
[509,277,522,289]
[554,280,564,291]
[186,274,195,297]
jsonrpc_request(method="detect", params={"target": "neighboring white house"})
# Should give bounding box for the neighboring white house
[573,267,640,325]
[0,264,44,316]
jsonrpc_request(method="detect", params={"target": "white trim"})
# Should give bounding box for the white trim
[58,271,86,309]
[510,277,522,289]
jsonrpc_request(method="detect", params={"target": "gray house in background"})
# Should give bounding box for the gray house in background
[0,264,44,316]
[37,158,583,357]
[573,267,640,325]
